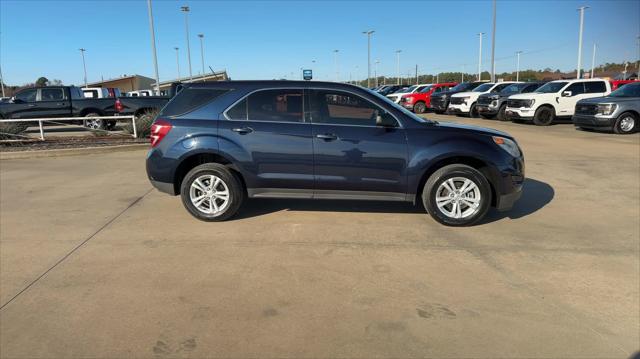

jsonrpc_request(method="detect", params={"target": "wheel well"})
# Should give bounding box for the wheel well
[173,152,245,195]
[618,109,640,119]
[536,104,555,113]
[416,156,497,206]
[81,108,104,116]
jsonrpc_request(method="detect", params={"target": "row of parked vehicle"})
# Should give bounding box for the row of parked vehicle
[373,79,639,134]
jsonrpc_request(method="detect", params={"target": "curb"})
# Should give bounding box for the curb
[0,143,149,160]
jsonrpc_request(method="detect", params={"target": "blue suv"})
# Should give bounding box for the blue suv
[146,81,524,226]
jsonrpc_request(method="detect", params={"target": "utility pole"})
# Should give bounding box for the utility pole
[415,64,418,85]
[636,35,639,71]
[181,6,193,81]
[146,0,160,94]
[477,32,484,81]
[333,50,339,82]
[174,47,181,80]
[490,0,497,82]
[623,62,629,80]
[363,30,374,88]
[461,64,465,83]
[395,50,402,85]
[79,48,88,88]
[0,63,5,97]
[590,43,596,78]
[198,34,205,81]
[576,6,589,79]
[515,51,522,81]
[374,60,380,87]
[436,73,439,84]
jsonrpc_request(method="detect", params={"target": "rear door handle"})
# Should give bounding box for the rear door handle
[28,104,37,107]
[315,133,337,141]
[232,127,253,134]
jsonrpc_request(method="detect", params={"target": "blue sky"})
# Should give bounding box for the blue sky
[1,0,638,86]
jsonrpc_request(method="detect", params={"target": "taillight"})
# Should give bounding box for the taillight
[115,99,123,112]
[150,119,172,147]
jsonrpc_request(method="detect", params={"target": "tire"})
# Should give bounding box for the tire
[496,104,508,121]
[413,102,427,114]
[532,106,555,126]
[180,163,244,221]
[84,112,105,130]
[469,103,479,118]
[613,112,638,134]
[422,164,492,226]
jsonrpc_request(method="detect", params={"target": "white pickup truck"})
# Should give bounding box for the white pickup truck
[505,78,611,126]
[448,82,519,117]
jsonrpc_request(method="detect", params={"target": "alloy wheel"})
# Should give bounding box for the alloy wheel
[435,177,482,219]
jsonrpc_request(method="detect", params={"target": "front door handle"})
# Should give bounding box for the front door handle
[232,127,253,134]
[315,133,338,141]
[28,104,37,107]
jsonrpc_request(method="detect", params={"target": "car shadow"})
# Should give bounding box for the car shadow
[234,178,554,224]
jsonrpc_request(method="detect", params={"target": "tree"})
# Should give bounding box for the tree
[35,77,49,87]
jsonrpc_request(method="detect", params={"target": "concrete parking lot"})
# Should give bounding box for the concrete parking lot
[1,114,638,358]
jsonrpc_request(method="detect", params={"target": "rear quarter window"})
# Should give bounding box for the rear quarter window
[160,88,229,117]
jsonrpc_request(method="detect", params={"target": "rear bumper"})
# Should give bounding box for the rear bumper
[150,179,176,195]
[572,114,615,129]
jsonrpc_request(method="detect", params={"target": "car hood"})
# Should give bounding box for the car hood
[577,96,639,104]
[432,120,512,138]
[451,91,476,98]
[508,93,541,100]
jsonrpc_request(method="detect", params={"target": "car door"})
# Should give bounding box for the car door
[37,87,72,118]
[558,82,586,116]
[219,88,314,197]
[10,88,38,118]
[308,89,408,200]
[584,81,608,99]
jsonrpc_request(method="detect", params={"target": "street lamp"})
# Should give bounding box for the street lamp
[181,5,193,81]
[515,51,522,81]
[362,30,374,88]
[79,48,88,88]
[490,0,497,82]
[576,6,589,79]
[477,32,484,81]
[333,50,339,82]
[590,43,596,78]
[147,0,161,94]
[395,50,402,85]
[198,34,205,80]
[374,59,380,87]
[174,47,181,80]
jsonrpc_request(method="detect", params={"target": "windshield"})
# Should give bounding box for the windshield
[398,85,418,93]
[449,83,474,92]
[419,85,434,93]
[473,83,494,92]
[368,89,435,124]
[609,82,640,97]
[535,82,568,93]
[500,83,527,95]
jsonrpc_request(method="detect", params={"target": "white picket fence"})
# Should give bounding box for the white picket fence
[0,116,137,141]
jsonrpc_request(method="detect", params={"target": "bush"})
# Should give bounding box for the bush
[122,110,158,139]
[0,121,29,140]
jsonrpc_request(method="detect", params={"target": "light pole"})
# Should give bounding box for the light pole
[395,50,402,85]
[374,60,380,87]
[623,62,629,80]
[590,43,596,78]
[490,0,496,82]
[198,34,205,80]
[636,35,639,71]
[333,50,339,82]
[0,63,4,97]
[363,30,374,88]
[146,0,161,94]
[174,47,181,80]
[181,6,193,81]
[461,64,465,83]
[477,32,484,81]
[415,64,418,85]
[515,51,522,81]
[79,48,88,88]
[576,6,589,79]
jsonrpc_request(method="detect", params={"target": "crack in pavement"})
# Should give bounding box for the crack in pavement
[0,188,154,311]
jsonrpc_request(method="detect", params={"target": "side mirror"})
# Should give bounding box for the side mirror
[12,98,23,104]
[562,91,572,97]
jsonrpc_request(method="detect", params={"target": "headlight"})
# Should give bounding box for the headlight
[524,99,535,107]
[596,103,617,115]
[460,96,470,103]
[404,97,414,103]
[491,100,498,107]
[492,136,521,157]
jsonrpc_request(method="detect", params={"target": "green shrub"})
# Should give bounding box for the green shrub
[0,121,29,140]
[122,110,158,139]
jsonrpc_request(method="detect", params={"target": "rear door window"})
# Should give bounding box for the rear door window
[40,88,65,101]
[161,88,228,117]
[584,81,607,93]
[246,89,303,122]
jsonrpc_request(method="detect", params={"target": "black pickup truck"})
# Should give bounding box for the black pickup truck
[114,82,185,120]
[0,86,118,129]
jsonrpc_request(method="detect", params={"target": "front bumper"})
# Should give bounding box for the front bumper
[448,103,471,114]
[430,99,448,111]
[505,108,534,121]
[476,104,498,115]
[572,114,615,129]
[492,157,525,211]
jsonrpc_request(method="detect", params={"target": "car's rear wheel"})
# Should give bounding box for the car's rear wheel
[496,104,508,121]
[84,113,105,130]
[613,112,637,134]
[533,106,555,126]
[469,103,479,118]
[180,163,244,221]
[413,102,427,114]
[422,164,492,226]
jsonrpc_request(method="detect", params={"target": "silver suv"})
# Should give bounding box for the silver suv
[572,82,640,134]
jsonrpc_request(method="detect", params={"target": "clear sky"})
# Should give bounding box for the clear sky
[1,0,638,86]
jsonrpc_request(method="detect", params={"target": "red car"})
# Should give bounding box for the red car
[399,82,458,113]
[610,79,638,90]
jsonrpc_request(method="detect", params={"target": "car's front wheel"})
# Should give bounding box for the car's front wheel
[533,106,555,126]
[496,104,508,121]
[469,103,479,118]
[422,164,492,226]
[613,112,637,134]
[180,163,244,221]
[413,102,427,114]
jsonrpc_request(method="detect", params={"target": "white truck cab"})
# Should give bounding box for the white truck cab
[448,81,519,117]
[82,87,109,98]
[386,84,432,103]
[505,78,611,125]
[125,90,154,97]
